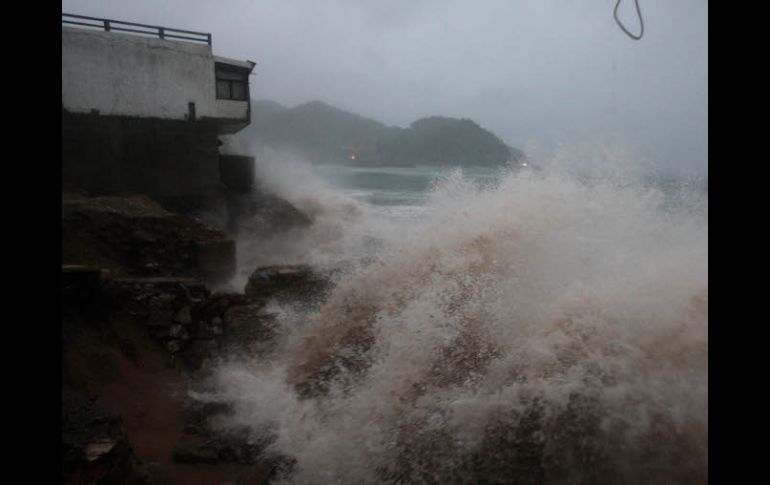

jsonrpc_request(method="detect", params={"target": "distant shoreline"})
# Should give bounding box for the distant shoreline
[347,161,416,169]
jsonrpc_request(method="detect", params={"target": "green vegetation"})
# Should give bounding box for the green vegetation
[244,100,523,166]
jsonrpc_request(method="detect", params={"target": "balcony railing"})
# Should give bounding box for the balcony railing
[62,13,212,46]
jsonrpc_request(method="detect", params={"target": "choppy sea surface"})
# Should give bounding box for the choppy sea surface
[315,164,500,208]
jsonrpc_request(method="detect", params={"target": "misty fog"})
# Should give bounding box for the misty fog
[61,0,707,175]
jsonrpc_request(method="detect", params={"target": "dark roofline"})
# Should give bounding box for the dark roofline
[62,13,212,46]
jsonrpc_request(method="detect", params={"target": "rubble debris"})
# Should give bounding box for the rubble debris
[62,387,149,484]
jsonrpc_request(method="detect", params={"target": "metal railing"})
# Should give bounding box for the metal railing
[62,13,212,46]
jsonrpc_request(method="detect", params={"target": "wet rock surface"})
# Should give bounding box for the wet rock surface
[104,276,281,371]
[245,264,334,305]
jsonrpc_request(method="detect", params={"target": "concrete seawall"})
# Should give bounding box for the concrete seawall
[62,110,221,198]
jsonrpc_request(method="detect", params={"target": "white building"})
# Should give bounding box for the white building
[62,13,256,198]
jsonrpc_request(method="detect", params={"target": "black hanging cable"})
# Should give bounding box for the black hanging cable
[614,0,644,40]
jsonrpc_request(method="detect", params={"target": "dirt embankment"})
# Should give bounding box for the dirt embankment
[62,192,317,484]
[63,307,277,484]
[62,194,236,282]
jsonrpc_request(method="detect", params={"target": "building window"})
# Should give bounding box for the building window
[215,63,249,101]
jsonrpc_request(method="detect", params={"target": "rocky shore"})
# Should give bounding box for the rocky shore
[62,191,324,484]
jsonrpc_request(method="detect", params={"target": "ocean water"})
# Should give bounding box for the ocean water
[214,161,708,484]
[313,163,706,219]
[314,164,501,208]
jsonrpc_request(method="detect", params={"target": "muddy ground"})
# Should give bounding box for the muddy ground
[62,192,319,484]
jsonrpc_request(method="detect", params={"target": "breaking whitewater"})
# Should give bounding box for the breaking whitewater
[198,159,708,484]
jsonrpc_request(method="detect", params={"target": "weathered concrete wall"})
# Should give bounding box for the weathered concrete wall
[215,100,250,123]
[219,155,255,191]
[62,110,221,198]
[61,28,257,198]
[62,27,218,121]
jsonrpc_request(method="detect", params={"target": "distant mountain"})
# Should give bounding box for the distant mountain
[250,99,288,121]
[376,117,521,167]
[242,100,523,166]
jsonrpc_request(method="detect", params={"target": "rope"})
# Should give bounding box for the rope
[614,0,644,40]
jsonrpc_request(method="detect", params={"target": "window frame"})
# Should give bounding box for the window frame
[214,62,250,101]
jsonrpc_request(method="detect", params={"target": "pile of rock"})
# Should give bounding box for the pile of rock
[109,277,210,360]
[107,276,281,370]
[193,292,279,360]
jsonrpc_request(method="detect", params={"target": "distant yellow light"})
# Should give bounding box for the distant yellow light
[350,154,357,160]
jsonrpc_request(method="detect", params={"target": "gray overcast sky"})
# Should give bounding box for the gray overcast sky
[62,0,707,175]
